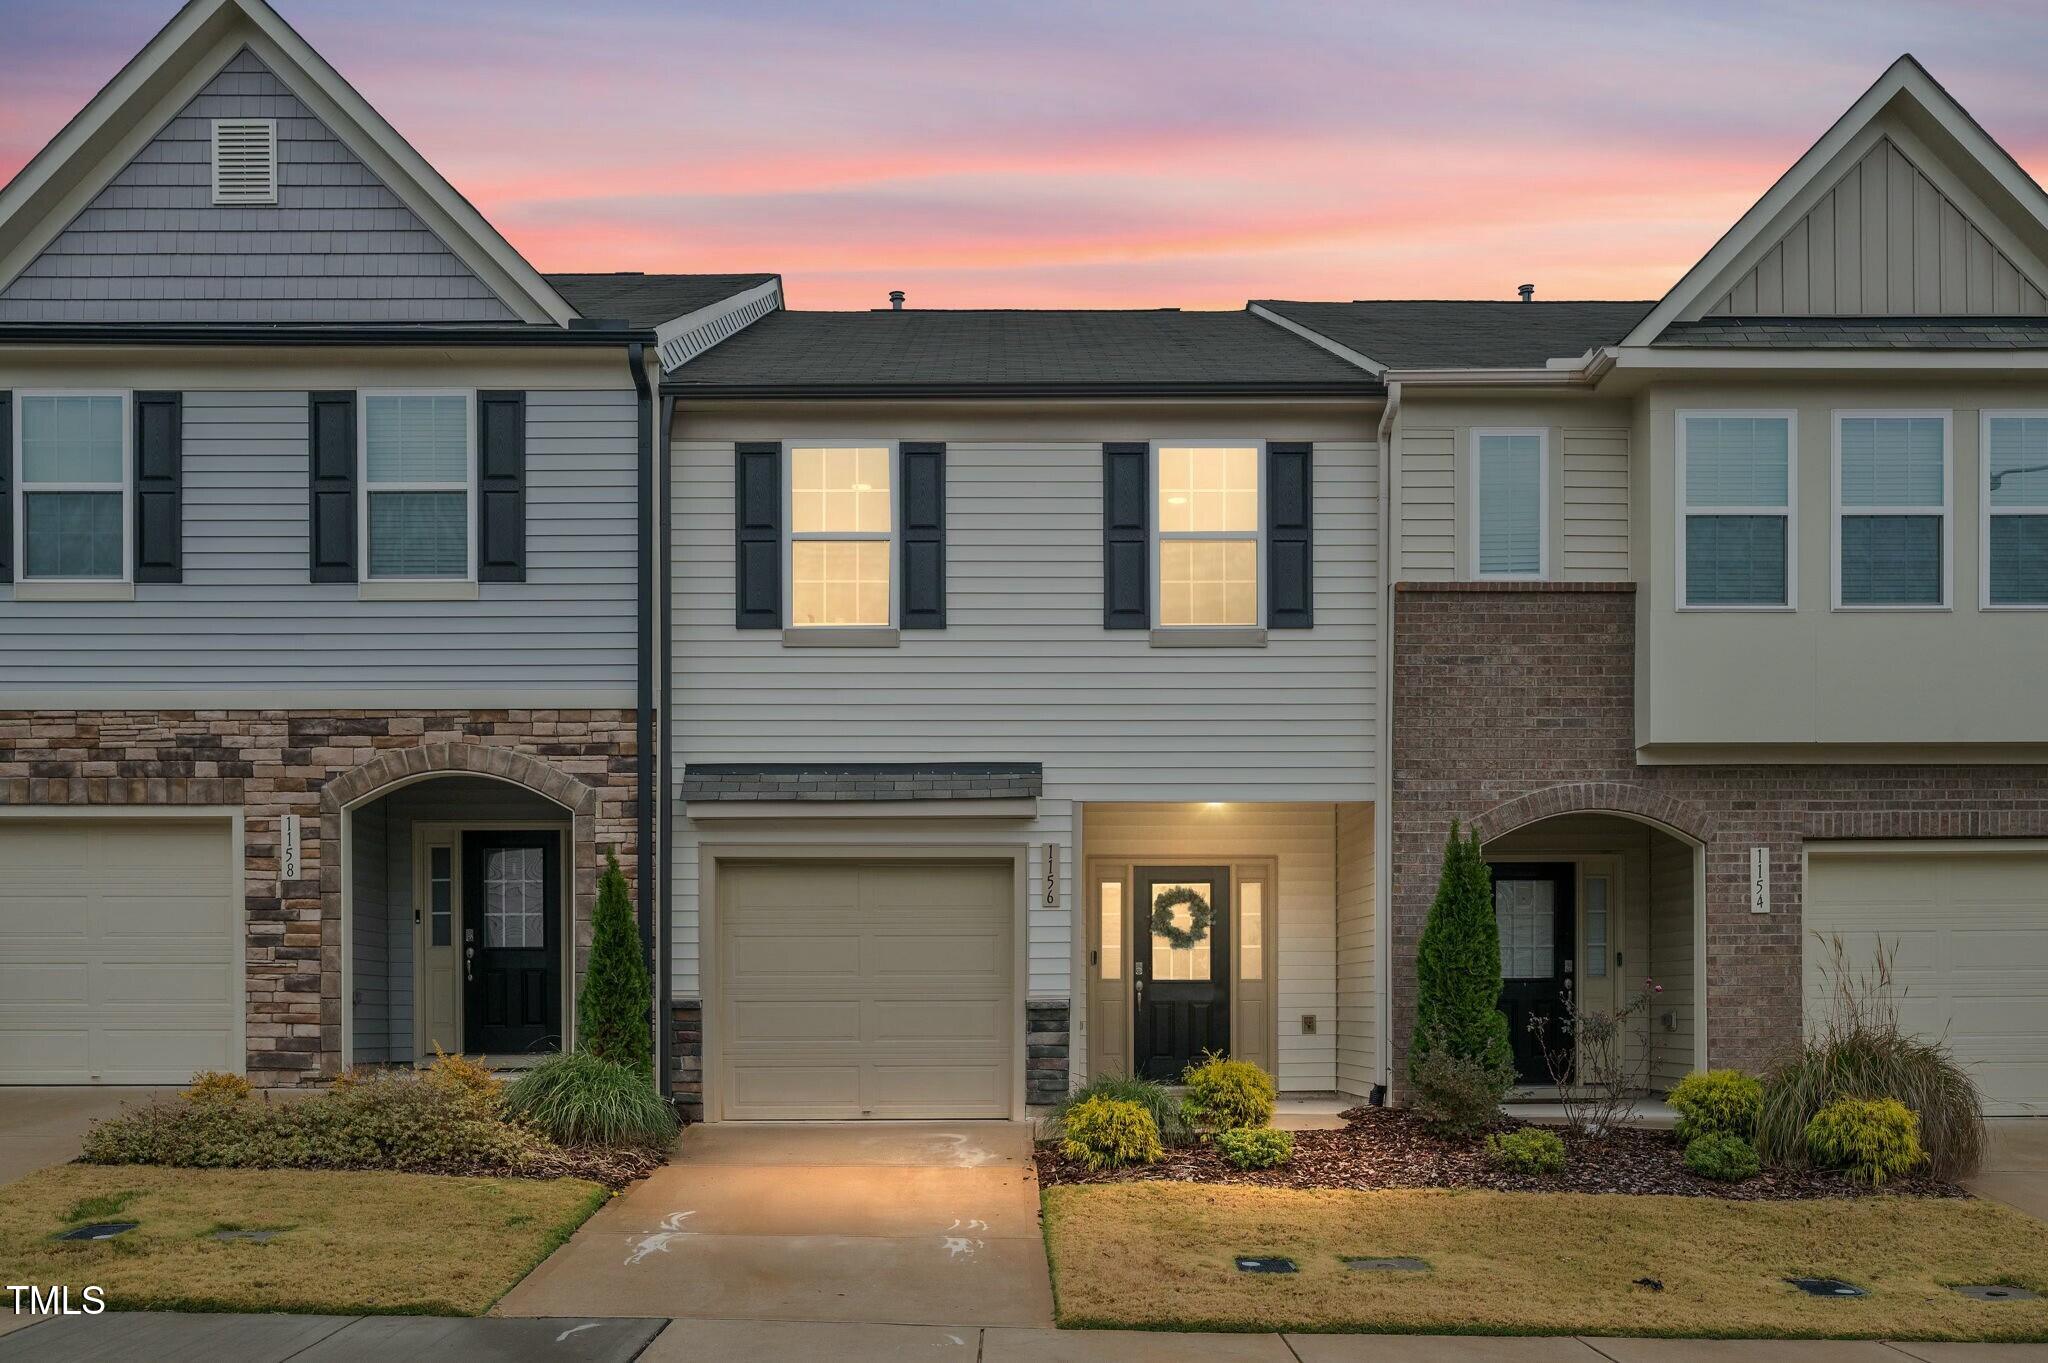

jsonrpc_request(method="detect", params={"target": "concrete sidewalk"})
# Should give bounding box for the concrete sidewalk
[0,1087,174,1187]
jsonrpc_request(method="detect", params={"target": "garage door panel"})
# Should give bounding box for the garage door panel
[1951,928,2048,972]
[728,930,865,982]
[867,1061,1006,1116]
[98,1027,236,1076]
[869,928,1005,980]
[730,999,862,1043]
[0,964,88,1004]
[0,1029,89,1080]
[98,963,236,1005]
[0,893,91,938]
[872,998,1007,1043]
[729,1063,863,1116]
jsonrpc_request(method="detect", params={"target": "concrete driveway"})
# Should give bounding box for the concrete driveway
[0,1088,172,1186]
[1969,1118,2048,1221]
[497,1121,1055,1328]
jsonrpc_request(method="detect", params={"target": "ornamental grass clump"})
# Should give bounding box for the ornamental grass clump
[1044,1073,1194,1147]
[1805,1096,1925,1185]
[1059,1097,1164,1172]
[1213,1126,1293,1170]
[1485,1127,1566,1176]
[1181,1053,1276,1130]
[1669,1069,1763,1143]
[503,1051,677,1149]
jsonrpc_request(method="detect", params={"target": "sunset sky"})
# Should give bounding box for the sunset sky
[3,0,2046,311]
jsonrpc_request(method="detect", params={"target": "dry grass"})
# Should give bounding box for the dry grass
[0,1165,607,1316]
[1043,1183,2048,1340]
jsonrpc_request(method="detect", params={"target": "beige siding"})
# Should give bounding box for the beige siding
[1649,833,1697,1091]
[1707,135,2048,316]
[1334,802,1377,1098]
[1399,427,1458,578]
[1562,427,1630,580]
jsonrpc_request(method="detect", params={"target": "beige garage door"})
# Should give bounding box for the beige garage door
[1806,846,2048,1117]
[717,860,1013,1120]
[0,818,241,1084]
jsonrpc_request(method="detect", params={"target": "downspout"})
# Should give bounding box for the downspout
[656,390,676,1100]
[1374,381,1399,1101]
[628,342,660,1087]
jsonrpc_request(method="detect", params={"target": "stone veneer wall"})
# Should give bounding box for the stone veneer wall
[0,709,638,1086]
[1026,1000,1071,1106]
[1389,582,2048,1087]
[669,1001,703,1122]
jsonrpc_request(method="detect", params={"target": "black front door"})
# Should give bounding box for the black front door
[1133,866,1230,1081]
[1490,862,1575,1085]
[463,830,562,1055]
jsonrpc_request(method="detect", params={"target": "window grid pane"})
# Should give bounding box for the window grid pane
[792,446,892,534]
[429,846,453,948]
[1989,516,2048,605]
[483,846,545,949]
[365,395,468,483]
[368,491,468,579]
[24,492,123,579]
[1158,538,1257,626]
[1840,514,1942,605]
[1239,880,1263,981]
[21,395,123,485]
[1686,514,1787,606]
[1149,880,1213,982]
[1494,880,1556,981]
[791,539,890,626]
[1685,416,1789,507]
[1583,876,1609,980]
[1988,417,2048,509]
[1099,880,1122,980]
[1840,417,1944,508]
[1477,433,1541,575]
[1158,446,1257,533]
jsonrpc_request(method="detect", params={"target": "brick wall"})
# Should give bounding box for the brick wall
[1390,583,2048,1085]
[0,709,638,1085]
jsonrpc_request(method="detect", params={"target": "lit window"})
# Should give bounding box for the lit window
[1679,413,1793,607]
[1835,413,1948,608]
[790,445,893,626]
[1474,429,1545,577]
[429,845,453,948]
[1239,879,1264,981]
[363,393,472,580]
[1099,879,1123,980]
[1156,444,1259,626]
[1583,875,1609,979]
[16,393,128,581]
[1985,413,2048,607]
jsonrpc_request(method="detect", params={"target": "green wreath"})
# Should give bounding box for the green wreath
[1149,886,1213,950]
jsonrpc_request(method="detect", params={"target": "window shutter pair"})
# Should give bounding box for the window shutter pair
[733,442,948,629]
[1101,441,1314,629]
[306,390,526,583]
[0,390,182,584]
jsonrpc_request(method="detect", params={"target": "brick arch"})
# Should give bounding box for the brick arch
[1469,780,1716,847]
[320,741,597,817]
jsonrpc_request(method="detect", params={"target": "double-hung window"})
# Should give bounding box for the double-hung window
[361,392,474,582]
[1678,412,1794,608]
[1155,442,1260,627]
[1834,411,1949,609]
[789,443,894,627]
[14,392,129,583]
[1983,412,2048,608]
[1472,429,1545,578]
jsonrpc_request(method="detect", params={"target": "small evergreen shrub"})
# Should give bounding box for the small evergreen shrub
[424,1046,504,1107]
[1214,1126,1293,1170]
[1044,1073,1194,1147]
[1181,1053,1276,1130]
[1805,1096,1925,1185]
[1485,1127,1566,1176]
[577,849,654,1076]
[1409,823,1514,1084]
[1058,1097,1164,1171]
[504,1052,676,1148]
[1683,1131,1761,1182]
[181,1071,252,1104]
[1669,1069,1763,1142]
[1408,1029,1514,1138]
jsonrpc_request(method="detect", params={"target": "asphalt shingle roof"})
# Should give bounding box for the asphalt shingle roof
[668,308,1380,394]
[1254,299,1656,370]
[547,272,776,327]
[1654,317,2048,348]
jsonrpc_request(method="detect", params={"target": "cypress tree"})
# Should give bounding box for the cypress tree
[576,849,653,1076]
[1409,821,1513,1078]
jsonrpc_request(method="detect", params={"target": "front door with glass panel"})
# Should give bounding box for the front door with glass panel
[1133,866,1231,1081]
[463,831,562,1055]
[1491,862,1574,1085]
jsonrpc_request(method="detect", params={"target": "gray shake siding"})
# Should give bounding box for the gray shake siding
[0,389,638,703]
[0,49,516,323]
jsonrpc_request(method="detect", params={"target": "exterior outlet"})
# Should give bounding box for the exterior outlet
[1300,1014,1317,1035]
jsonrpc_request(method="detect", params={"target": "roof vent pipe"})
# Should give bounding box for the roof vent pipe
[889,290,905,310]
[1517,283,1534,302]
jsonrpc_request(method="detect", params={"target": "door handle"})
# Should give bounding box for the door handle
[465,946,475,983]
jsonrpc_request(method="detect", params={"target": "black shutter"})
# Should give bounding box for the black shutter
[900,442,946,629]
[1103,442,1149,629]
[133,391,183,583]
[0,392,11,584]
[734,441,782,628]
[1267,441,1313,628]
[308,391,357,583]
[477,391,527,582]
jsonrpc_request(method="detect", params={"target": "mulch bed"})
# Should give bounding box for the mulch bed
[1034,1105,1968,1201]
[529,1143,669,1190]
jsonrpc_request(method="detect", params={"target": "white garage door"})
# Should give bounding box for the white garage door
[0,818,241,1084]
[717,861,1013,1120]
[1806,846,2048,1117]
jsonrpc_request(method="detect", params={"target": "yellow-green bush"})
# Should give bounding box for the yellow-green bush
[1805,1096,1925,1185]
[1668,1069,1762,1142]
[181,1071,252,1105]
[1682,1131,1761,1182]
[1485,1127,1566,1176]
[1059,1097,1164,1171]
[1180,1053,1275,1130]
[1213,1126,1293,1170]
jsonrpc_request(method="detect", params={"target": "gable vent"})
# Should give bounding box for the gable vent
[211,119,278,205]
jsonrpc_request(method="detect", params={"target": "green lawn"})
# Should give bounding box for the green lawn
[1043,1183,2048,1340]
[1,1165,607,1316]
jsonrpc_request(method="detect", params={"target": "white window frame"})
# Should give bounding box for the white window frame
[781,439,901,630]
[1831,409,1952,612]
[1980,409,2048,611]
[1469,427,1548,581]
[357,389,478,585]
[12,389,133,585]
[1675,409,1799,612]
[1148,439,1267,630]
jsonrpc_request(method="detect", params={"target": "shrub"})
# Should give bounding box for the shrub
[1669,1069,1763,1142]
[1755,938,1983,1179]
[504,1052,677,1149]
[181,1071,252,1105]
[1485,1127,1566,1176]
[1181,1053,1276,1130]
[1683,1131,1761,1182]
[1213,1126,1293,1170]
[576,850,654,1076]
[1410,823,1513,1084]
[1043,1073,1194,1147]
[1805,1096,1925,1185]
[425,1046,504,1106]
[1058,1097,1164,1171]
[1408,1028,1514,1138]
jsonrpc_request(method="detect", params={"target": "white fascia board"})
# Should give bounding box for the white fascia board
[1246,304,1386,376]
[656,278,784,374]
[1609,347,2048,372]
[682,798,1041,821]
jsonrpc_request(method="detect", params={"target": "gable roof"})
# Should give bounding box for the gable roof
[1252,300,1653,372]
[546,273,780,329]
[667,309,1381,396]
[1622,55,2048,346]
[0,0,575,327]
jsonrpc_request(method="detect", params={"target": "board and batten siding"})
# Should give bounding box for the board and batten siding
[0,389,638,705]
